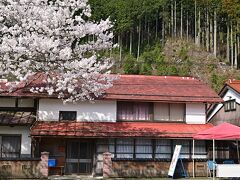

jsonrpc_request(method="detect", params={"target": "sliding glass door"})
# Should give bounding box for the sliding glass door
[66,140,93,174]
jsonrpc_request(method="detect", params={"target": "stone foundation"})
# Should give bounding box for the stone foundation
[109,161,207,178]
[0,152,49,179]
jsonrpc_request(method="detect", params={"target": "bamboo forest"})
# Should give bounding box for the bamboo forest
[89,0,240,91]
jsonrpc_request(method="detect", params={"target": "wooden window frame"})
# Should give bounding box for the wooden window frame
[106,138,207,161]
[154,103,186,122]
[59,111,77,121]
[0,134,21,159]
[224,99,236,112]
[117,101,154,121]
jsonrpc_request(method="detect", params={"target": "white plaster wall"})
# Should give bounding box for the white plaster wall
[223,88,240,103]
[0,126,31,155]
[38,99,117,122]
[0,98,15,107]
[186,103,206,124]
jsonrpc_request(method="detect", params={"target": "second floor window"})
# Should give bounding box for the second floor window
[154,103,185,122]
[59,111,77,121]
[224,100,236,112]
[117,102,153,121]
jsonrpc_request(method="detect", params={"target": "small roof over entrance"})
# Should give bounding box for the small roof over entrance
[31,121,213,138]
[193,122,240,140]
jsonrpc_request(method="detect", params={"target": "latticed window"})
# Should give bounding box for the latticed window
[116,139,134,159]
[155,139,172,159]
[96,138,207,160]
[135,139,152,159]
[224,100,236,112]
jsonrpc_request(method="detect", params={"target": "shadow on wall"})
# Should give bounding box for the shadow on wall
[38,111,55,121]
[39,111,115,122]
[79,112,114,122]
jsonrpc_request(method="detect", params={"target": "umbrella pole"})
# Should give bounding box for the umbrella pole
[193,139,195,178]
[237,140,240,164]
[213,139,215,180]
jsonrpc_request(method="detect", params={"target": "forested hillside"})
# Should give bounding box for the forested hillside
[89,0,240,92]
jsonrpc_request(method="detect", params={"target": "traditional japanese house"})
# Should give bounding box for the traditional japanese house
[0,74,223,177]
[0,81,36,159]
[28,74,222,177]
[0,81,40,178]
[207,79,240,162]
[208,79,240,126]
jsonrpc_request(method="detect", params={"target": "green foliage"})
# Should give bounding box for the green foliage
[123,54,139,74]
[123,43,193,76]
[211,73,228,92]
[89,0,240,93]
[139,44,164,75]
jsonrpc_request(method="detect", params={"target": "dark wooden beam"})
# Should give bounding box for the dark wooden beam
[0,107,36,112]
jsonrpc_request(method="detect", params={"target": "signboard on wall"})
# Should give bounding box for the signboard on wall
[168,145,182,177]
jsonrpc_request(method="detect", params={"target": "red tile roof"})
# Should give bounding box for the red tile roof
[104,75,222,103]
[30,121,213,138]
[226,79,240,94]
[0,74,221,103]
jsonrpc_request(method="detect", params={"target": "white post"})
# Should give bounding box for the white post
[192,139,195,178]
[213,139,215,180]
[237,140,239,163]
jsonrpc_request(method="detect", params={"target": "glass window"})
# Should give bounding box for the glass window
[97,139,207,161]
[194,141,207,159]
[59,111,77,121]
[170,104,185,121]
[154,103,185,121]
[108,139,115,158]
[116,139,134,159]
[173,140,190,159]
[0,135,21,158]
[117,102,153,121]
[155,139,171,159]
[135,139,152,159]
[224,100,236,112]
[18,98,34,107]
[154,103,169,121]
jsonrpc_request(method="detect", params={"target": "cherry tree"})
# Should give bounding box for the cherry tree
[0,0,114,102]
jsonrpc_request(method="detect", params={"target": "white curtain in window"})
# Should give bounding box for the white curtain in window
[135,139,152,159]
[134,103,151,120]
[155,139,171,159]
[116,139,134,158]
[117,102,151,121]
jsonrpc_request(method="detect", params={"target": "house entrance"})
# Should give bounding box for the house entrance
[65,140,93,174]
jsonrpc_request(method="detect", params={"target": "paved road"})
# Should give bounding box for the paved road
[49,176,213,180]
